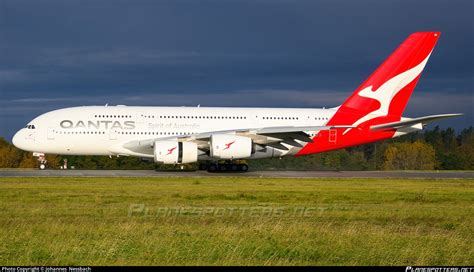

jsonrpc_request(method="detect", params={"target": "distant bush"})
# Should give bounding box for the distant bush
[382,141,436,170]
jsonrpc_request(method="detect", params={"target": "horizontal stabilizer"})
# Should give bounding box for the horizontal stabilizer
[370,113,463,131]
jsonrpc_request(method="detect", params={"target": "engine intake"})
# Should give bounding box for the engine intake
[210,134,252,159]
[154,141,198,164]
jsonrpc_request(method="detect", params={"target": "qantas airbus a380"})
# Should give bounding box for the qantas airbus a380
[12,32,462,171]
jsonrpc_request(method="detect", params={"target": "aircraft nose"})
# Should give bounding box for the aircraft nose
[12,129,24,150]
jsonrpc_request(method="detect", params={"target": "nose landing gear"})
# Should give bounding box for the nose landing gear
[32,152,47,170]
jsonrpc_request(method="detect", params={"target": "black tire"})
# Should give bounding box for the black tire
[208,164,217,172]
[239,164,249,172]
[231,164,238,172]
[198,164,208,171]
[218,165,227,172]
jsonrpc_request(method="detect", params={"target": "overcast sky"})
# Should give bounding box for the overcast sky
[0,0,473,140]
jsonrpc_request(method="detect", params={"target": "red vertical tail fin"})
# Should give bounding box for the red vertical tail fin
[336,32,440,125]
[298,32,441,156]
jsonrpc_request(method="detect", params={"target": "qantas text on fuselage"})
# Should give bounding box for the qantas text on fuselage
[60,120,136,130]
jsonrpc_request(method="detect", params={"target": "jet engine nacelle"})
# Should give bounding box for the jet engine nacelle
[153,141,198,164]
[210,134,252,159]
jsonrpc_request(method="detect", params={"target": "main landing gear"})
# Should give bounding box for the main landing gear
[199,160,249,173]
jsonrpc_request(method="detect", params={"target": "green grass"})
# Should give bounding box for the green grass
[0,176,472,265]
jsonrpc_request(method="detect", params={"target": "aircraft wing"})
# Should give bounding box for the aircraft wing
[370,113,463,131]
[115,125,355,156]
[186,125,355,150]
[188,125,353,140]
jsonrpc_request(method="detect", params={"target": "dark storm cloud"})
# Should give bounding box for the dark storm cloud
[0,0,473,140]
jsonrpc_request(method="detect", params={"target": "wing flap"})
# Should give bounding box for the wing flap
[265,142,290,151]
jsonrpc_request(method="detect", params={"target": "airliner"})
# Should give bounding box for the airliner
[12,32,462,171]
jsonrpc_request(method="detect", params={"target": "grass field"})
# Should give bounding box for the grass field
[0,176,472,265]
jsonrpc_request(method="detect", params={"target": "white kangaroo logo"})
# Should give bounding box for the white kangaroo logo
[343,52,432,135]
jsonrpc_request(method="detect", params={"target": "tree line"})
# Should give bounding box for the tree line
[0,126,472,170]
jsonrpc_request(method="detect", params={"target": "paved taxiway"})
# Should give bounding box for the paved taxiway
[0,170,472,178]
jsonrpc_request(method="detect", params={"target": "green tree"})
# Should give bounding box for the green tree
[456,130,474,170]
[383,141,436,170]
[0,138,22,168]
[18,152,38,168]
[323,150,343,170]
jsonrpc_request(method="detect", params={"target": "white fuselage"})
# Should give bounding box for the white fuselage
[13,106,336,159]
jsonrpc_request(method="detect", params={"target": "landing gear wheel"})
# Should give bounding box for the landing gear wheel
[39,164,46,170]
[208,164,217,172]
[206,161,248,173]
[240,164,249,172]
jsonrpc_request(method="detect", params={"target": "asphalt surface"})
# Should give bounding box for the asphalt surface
[0,169,472,179]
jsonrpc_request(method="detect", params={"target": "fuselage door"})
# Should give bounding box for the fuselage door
[252,113,260,127]
[109,129,117,140]
[329,129,337,143]
[136,111,145,123]
[47,127,55,140]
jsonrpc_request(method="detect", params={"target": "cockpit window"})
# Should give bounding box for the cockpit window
[25,125,36,129]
